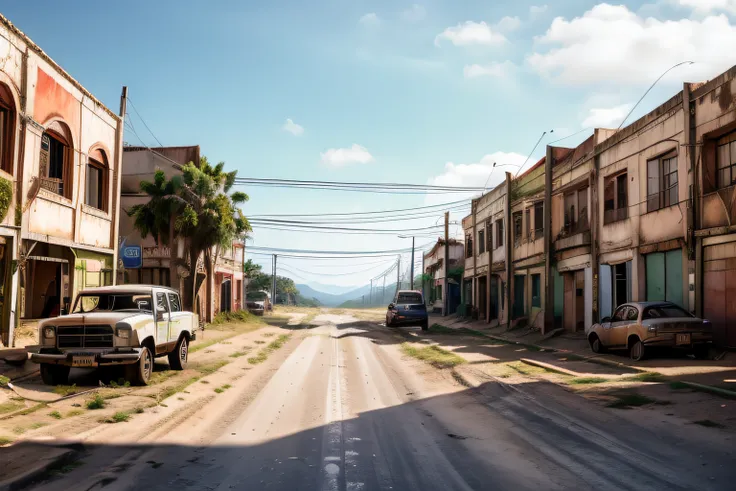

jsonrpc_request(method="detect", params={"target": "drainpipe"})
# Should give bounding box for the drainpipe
[591,147,600,323]
[684,83,700,316]
[487,216,492,324]
[472,198,477,315]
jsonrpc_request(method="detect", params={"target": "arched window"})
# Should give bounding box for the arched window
[41,121,73,199]
[86,147,108,211]
[0,83,16,175]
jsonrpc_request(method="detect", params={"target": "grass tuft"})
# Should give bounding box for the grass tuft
[0,375,10,386]
[104,411,130,424]
[195,360,229,376]
[65,409,84,418]
[52,384,79,396]
[624,372,667,383]
[0,401,24,415]
[86,394,106,410]
[400,343,466,369]
[229,350,249,358]
[569,377,609,385]
[669,381,690,390]
[0,436,13,445]
[49,410,62,419]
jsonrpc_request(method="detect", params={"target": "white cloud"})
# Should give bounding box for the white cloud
[282,118,304,136]
[359,13,380,25]
[427,151,528,196]
[581,104,633,128]
[320,144,374,167]
[435,21,508,47]
[402,4,427,22]
[530,5,549,16]
[528,3,736,86]
[463,61,517,78]
[678,0,736,14]
[495,16,521,33]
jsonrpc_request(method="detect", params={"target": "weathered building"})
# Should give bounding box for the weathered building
[549,130,616,332]
[692,65,736,348]
[214,241,244,314]
[424,238,464,313]
[595,90,691,327]
[0,15,123,346]
[462,175,510,324]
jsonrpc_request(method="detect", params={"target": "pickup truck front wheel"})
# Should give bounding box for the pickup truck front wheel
[126,346,152,386]
[40,364,69,385]
[168,335,188,370]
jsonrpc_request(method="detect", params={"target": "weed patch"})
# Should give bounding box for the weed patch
[229,350,249,358]
[65,410,84,418]
[254,340,265,345]
[248,335,291,365]
[0,375,9,386]
[86,394,106,410]
[0,436,13,445]
[17,403,46,416]
[400,343,466,369]
[0,401,24,415]
[212,310,262,325]
[606,393,656,409]
[52,384,79,396]
[569,377,609,385]
[195,360,230,376]
[214,384,231,394]
[103,411,130,424]
[13,422,47,434]
[49,410,62,419]
[154,377,201,402]
[669,381,690,390]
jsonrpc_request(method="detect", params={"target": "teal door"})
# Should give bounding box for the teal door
[646,250,684,307]
[665,249,683,307]
[513,275,525,318]
[646,253,666,301]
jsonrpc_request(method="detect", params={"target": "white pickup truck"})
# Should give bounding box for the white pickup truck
[30,285,198,386]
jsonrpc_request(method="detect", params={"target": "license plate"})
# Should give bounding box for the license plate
[72,355,95,367]
[676,333,691,346]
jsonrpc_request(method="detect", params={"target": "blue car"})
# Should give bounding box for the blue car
[386,290,429,331]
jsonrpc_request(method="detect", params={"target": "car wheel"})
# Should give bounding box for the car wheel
[630,339,646,362]
[40,364,70,386]
[127,346,153,386]
[168,336,189,370]
[589,334,605,354]
[421,319,429,331]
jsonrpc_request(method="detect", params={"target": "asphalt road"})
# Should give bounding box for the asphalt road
[29,315,734,491]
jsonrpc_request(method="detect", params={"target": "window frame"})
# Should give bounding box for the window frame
[495,219,503,249]
[85,156,108,212]
[603,171,629,224]
[646,151,678,213]
[167,293,182,312]
[478,228,485,255]
[465,234,473,258]
[43,130,72,199]
[716,132,736,189]
[524,208,531,241]
[0,93,15,175]
[533,201,544,239]
[513,211,523,246]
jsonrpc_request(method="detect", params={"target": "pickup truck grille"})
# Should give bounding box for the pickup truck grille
[57,325,114,349]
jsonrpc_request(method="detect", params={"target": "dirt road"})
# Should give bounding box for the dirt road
[21,313,735,490]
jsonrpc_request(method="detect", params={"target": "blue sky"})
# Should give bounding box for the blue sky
[4,0,736,290]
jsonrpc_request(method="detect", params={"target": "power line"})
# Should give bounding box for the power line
[126,97,165,148]
[233,177,486,192]
[248,198,470,218]
[249,221,447,234]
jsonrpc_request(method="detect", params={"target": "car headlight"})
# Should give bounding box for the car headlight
[648,326,657,333]
[116,327,131,339]
[43,326,55,339]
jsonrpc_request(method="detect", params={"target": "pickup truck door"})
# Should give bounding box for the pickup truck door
[167,292,186,342]
[154,291,171,346]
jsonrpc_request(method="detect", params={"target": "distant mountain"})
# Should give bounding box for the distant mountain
[295,283,376,307]
[303,282,359,296]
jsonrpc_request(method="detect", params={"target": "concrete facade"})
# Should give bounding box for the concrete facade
[423,238,463,313]
[0,14,123,346]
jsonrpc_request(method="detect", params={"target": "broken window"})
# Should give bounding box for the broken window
[647,152,678,212]
[563,186,589,235]
[603,172,628,224]
[495,219,504,249]
[716,133,736,189]
[533,201,544,239]
[465,234,473,258]
[478,229,485,255]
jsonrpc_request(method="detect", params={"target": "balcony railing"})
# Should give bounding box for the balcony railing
[40,177,64,195]
[560,218,590,238]
[604,207,628,225]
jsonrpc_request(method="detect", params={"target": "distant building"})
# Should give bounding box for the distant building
[423,238,464,313]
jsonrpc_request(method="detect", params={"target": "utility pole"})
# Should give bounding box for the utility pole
[370,279,373,305]
[410,236,415,290]
[113,86,128,287]
[443,211,449,316]
[272,254,277,307]
[383,275,386,305]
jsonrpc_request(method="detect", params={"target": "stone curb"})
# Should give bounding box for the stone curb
[519,357,579,376]
[681,381,736,400]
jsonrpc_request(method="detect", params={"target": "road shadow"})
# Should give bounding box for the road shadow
[16,376,734,491]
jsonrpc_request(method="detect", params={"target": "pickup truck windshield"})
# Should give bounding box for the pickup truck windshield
[73,294,153,313]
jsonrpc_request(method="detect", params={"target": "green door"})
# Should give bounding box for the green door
[665,249,683,307]
[646,253,666,301]
[513,275,525,318]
